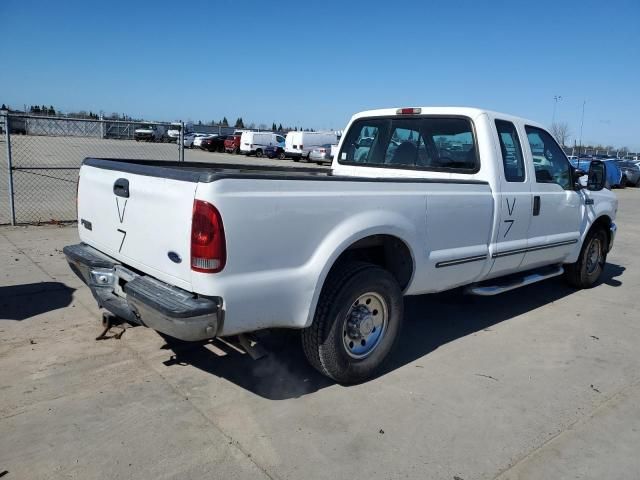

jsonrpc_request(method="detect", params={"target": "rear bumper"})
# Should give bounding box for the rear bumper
[63,243,220,341]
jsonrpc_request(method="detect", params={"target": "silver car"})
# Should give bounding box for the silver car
[616,160,640,187]
[309,144,334,164]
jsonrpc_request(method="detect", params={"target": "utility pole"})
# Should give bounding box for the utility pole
[578,100,586,157]
[552,95,562,124]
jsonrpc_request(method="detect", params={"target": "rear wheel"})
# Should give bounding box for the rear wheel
[564,228,607,288]
[256,149,263,158]
[278,151,286,160]
[302,262,403,384]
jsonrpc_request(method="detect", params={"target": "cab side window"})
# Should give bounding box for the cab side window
[495,120,525,182]
[525,126,571,189]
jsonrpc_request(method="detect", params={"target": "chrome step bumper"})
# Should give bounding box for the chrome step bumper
[63,243,220,341]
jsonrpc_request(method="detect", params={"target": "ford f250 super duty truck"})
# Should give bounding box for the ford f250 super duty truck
[64,107,617,383]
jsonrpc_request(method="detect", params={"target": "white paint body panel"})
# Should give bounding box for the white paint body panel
[77,106,618,337]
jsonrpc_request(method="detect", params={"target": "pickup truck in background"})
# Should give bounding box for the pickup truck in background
[64,107,617,383]
[134,123,167,142]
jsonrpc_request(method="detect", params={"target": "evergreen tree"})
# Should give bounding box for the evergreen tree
[1,104,6,110]
[234,117,245,129]
[278,123,283,131]
[271,122,277,131]
[222,117,229,127]
[48,105,56,115]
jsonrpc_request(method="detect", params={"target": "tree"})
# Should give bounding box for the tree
[258,123,268,130]
[272,122,277,131]
[221,117,229,127]
[550,122,571,147]
[234,117,244,128]
[278,123,283,131]
[48,105,56,115]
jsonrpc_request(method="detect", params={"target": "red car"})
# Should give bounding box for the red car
[224,134,242,154]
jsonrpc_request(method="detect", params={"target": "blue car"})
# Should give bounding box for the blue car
[570,158,623,189]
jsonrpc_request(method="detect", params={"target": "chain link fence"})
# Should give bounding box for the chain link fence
[1,113,183,224]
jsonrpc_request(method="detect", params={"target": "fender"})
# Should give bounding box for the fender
[566,188,617,264]
[302,209,419,328]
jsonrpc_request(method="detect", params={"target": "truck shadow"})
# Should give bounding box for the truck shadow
[0,282,75,321]
[161,262,625,400]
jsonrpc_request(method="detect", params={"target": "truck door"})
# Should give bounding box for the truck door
[489,119,532,277]
[520,126,581,269]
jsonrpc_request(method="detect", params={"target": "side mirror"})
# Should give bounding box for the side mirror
[587,160,606,191]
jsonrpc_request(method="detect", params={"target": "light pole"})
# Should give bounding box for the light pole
[578,100,586,157]
[552,95,562,124]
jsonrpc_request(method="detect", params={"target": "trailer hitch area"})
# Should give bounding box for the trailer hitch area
[96,312,127,341]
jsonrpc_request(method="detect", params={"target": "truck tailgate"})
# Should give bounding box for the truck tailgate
[77,164,197,291]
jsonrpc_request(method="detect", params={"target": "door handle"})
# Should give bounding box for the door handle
[113,178,130,198]
[533,196,541,216]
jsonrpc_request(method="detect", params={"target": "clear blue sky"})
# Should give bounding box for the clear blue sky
[1,0,639,150]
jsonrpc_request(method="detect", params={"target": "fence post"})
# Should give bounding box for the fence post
[179,121,185,162]
[3,112,16,225]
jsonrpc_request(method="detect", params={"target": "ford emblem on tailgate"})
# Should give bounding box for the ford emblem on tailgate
[167,251,182,264]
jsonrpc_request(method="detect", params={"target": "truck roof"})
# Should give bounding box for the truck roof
[351,106,546,130]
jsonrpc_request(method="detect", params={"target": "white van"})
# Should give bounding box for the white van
[285,131,338,161]
[240,131,285,157]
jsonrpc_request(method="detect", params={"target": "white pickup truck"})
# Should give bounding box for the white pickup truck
[65,107,617,383]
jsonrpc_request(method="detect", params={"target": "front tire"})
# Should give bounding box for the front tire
[302,262,403,384]
[255,149,263,158]
[564,228,607,288]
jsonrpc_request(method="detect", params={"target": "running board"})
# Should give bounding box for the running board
[465,265,564,296]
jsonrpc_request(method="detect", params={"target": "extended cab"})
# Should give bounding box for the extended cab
[65,107,617,383]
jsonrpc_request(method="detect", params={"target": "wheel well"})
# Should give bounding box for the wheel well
[330,235,414,290]
[591,215,612,249]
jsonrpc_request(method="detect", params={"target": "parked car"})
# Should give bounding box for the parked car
[285,131,339,161]
[615,160,640,186]
[183,132,199,148]
[224,134,242,154]
[240,132,286,157]
[265,145,286,159]
[65,106,617,384]
[200,135,230,153]
[193,134,216,149]
[309,143,335,164]
[134,124,167,142]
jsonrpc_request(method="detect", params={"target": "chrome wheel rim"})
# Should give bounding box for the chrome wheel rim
[586,238,603,275]
[342,292,388,359]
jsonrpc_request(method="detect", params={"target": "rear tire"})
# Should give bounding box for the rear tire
[621,176,628,188]
[278,151,286,160]
[564,228,607,289]
[256,149,263,158]
[301,261,403,384]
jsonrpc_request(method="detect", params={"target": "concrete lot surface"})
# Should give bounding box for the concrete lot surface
[1,190,639,479]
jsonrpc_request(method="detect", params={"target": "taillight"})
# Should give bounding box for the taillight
[319,148,326,153]
[191,200,226,273]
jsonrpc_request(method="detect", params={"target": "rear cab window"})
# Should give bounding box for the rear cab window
[338,116,479,172]
[495,119,525,182]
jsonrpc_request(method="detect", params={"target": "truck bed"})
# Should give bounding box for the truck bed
[83,158,487,185]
